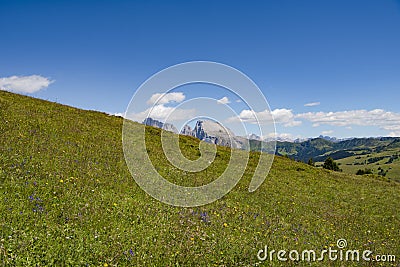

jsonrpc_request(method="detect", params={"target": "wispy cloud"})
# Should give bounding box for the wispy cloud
[127,104,196,123]
[388,131,400,137]
[230,107,400,136]
[217,96,230,104]
[130,91,400,137]
[228,108,302,127]
[265,132,297,141]
[297,109,400,136]
[128,92,195,123]
[304,102,320,107]
[321,130,334,135]
[147,92,185,105]
[0,75,53,93]
[112,112,125,117]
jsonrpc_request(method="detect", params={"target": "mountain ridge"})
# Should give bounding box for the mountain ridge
[142,117,247,149]
[141,117,400,168]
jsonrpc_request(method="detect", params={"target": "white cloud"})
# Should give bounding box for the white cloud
[264,132,302,142]
[217,96,230,104]
[272,109,302,127]
[321,130,334,135]
[134,92,194,122]
[128,104,195,123]
[388,131,400,137]
[304,102,320,107]
[382,125,400,131]
[386,126,400,137]
[112,112,125,117]
[0,75,53,93]
[265,132,292,139]
[227,109,272,124]
[297,109,400,134]
[147,92,185,105]
[230,107,400,135]
[227,108,302,127]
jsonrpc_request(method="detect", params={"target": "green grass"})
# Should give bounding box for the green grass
[1,91,400,266]
[275,136,400,181]
[336,150,400,182]
[314,148,400,182]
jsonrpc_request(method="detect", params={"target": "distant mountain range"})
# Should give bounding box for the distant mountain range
[143,118,248,149]
[143,117,179,133]
[274,137,400,161]
[142,117,400,164]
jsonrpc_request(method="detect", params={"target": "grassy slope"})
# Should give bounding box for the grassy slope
[313,146,400,182]
[277,137,400,181]
[1,91,399,266]
[335,149,400,182]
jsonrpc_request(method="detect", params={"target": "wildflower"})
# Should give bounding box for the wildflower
[59,179,64,183]
[200,212,210,223]
[129,249,134,256]
[223,222,228,227]
[32,203,44,213]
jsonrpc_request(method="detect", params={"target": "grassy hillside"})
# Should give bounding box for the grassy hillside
[1,91,399,266]
[275,138,334,161]
[275,137,400,181]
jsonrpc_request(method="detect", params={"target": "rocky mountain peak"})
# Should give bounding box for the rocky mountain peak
[142,117,178,133]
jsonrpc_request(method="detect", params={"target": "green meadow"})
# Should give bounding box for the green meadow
[336,150,400,182]
[1,90,399,266]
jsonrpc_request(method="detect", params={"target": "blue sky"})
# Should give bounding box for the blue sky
[1,0,400,139]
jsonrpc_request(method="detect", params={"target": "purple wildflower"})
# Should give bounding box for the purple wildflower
[129,249,134,256]
[200,212,210,223]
